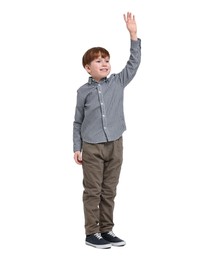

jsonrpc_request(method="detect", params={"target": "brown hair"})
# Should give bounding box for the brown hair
[82,47,110,68]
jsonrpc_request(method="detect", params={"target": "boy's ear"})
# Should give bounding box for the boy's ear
[85,65,91,74]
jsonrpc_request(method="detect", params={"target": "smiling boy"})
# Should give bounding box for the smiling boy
[73,12,141,249]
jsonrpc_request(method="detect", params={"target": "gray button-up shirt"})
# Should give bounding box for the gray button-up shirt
[73,38,141,152]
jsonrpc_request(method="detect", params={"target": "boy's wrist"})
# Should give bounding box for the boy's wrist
[130,32,137,41]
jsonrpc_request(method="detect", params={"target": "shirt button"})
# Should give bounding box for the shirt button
[104,127,107,129]
[102,114,105,117]
[98,91,101,94]
[101,103,103,105]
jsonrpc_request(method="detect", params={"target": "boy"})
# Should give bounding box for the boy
[73,12,141,249]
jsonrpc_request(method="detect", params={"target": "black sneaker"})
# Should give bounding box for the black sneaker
[101,231,126,246]
[85,233,112,249]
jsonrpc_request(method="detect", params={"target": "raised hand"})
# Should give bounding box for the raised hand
[123,12,137,40]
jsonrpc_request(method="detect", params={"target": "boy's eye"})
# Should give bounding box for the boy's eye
[95,60,109,63]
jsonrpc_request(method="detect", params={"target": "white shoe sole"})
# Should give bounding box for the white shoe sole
[111,241,126,247]
[85,241,111,249]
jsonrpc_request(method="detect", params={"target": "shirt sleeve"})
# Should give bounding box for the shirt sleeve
[117,38,141,88]
[73,91,85,152]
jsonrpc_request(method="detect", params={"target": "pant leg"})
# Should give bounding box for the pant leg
[99,137,123,233]
[82,142,104,235]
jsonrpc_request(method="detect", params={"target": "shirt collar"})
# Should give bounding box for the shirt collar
[88,77,109,84]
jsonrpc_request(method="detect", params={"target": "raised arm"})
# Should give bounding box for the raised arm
[123,12,138,41]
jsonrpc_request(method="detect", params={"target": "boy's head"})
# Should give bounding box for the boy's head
[82,47,111,82]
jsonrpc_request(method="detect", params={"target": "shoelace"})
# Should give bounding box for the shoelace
[108,231,116,237]
[94,233,103,240]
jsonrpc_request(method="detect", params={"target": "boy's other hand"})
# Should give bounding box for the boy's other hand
[74,151,82,165]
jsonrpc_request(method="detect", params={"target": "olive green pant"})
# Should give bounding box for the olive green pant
[82,137,123,235]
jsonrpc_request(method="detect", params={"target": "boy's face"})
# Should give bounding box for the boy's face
[85,55,111,82]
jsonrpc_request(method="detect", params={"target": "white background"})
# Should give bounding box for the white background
[0,0,208,259]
